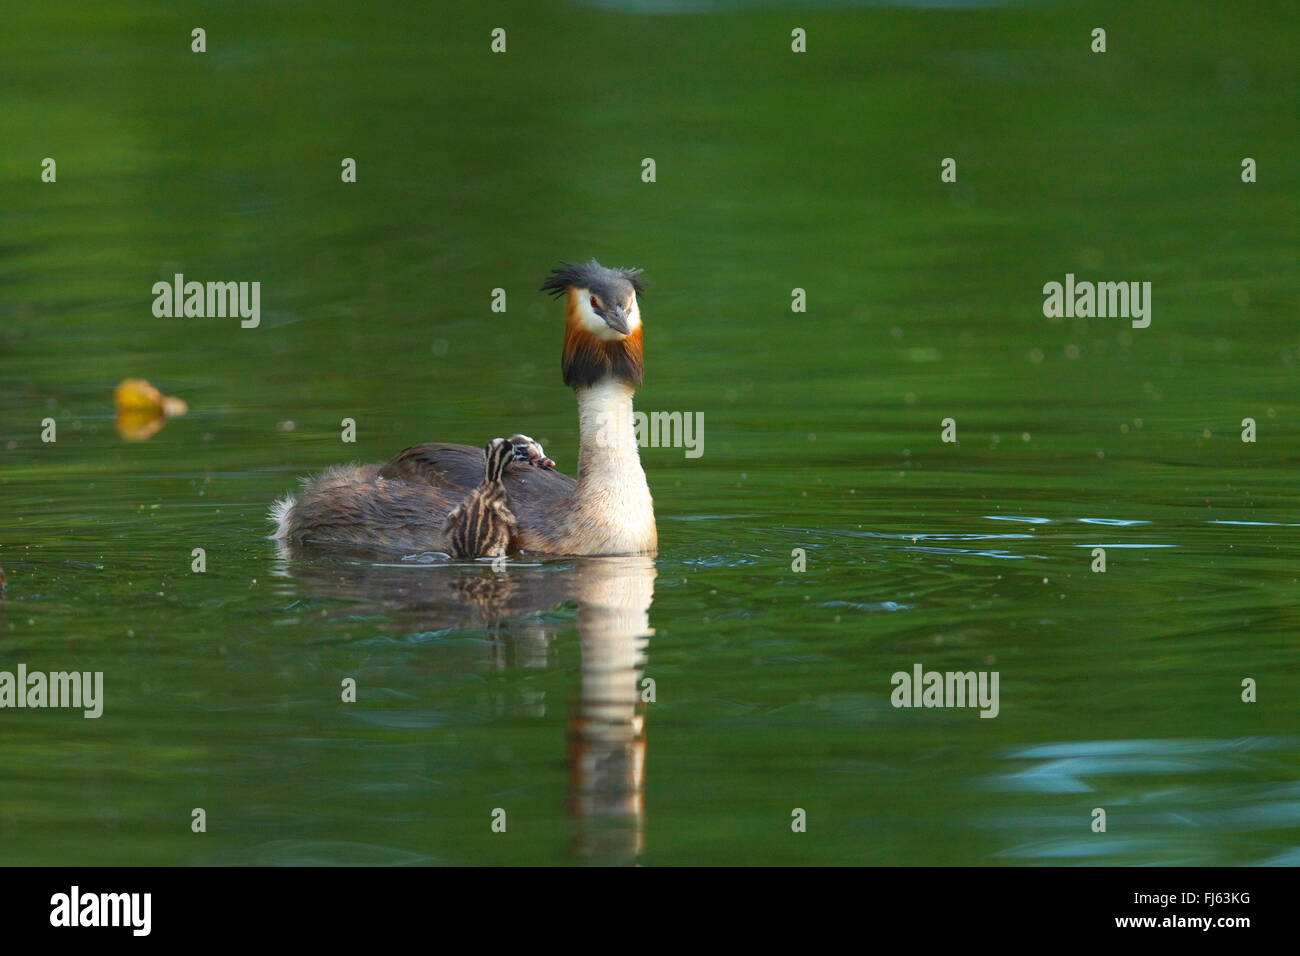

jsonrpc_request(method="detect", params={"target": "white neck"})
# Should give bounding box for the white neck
[572,380,656,552]
[577,380,646,488]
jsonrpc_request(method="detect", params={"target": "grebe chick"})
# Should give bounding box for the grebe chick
[509,433,555,469]
[272,259,657,557]
[445,435,553,559]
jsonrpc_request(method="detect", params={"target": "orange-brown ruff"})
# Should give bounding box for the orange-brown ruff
[271,259,658,557]
[561,287,644,389]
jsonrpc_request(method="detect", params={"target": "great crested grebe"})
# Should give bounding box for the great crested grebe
[271,259,658,557]
[445,435,552,559]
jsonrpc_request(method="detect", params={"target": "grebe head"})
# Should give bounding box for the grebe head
[541,259,646,390]
[483,435,555,481]
[507,433,555,469]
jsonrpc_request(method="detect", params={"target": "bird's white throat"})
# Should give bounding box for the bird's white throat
[577,380,647,483]
[575,380,655,547]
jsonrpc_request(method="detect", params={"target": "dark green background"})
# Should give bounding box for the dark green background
[1,0,1296,864]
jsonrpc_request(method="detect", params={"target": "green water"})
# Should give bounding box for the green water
[2,0,1297,865]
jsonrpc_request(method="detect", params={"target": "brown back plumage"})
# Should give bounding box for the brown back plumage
[376,441,576,547]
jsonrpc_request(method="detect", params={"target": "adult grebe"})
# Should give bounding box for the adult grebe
[271,259,658,557]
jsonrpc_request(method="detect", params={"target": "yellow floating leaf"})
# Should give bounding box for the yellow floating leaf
[114,378,187,441]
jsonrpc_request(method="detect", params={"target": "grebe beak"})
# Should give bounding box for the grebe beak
[603,305,631,336]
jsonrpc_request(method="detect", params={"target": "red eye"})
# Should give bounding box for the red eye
[590,296,600,311]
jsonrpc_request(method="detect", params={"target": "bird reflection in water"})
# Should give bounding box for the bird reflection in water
[272,548,654,863]
[565,557,653,862]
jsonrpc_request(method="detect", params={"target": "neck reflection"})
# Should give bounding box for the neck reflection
[566,556,654,862]
[272,548,656,863]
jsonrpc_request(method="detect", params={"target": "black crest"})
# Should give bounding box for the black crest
[540,259,645,299]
